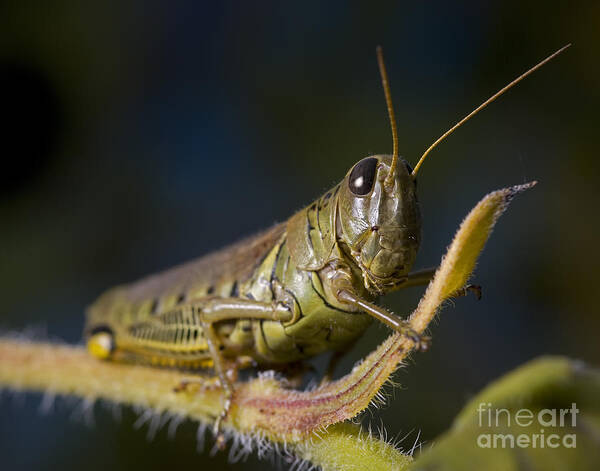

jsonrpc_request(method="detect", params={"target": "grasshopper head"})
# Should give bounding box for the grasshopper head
[337,154,421,293]
[333,44,570,294]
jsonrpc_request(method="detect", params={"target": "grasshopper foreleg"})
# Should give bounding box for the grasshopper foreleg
[390,266,482,301]
[336,288,431,351]
[398,266,437,288]
[452,284,482,300]
[330,266,430,350]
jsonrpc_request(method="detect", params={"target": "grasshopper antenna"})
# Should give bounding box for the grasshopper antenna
[376,46,399,187]
[411,44,571,177]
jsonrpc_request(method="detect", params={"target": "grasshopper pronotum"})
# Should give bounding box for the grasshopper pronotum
[85,45,569,441]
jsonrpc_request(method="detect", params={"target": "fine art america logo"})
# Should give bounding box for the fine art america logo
[477,403,578,449]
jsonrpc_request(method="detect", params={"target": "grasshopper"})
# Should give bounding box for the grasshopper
[85,45,569,439]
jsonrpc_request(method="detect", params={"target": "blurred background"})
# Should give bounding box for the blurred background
[1,1,598,469]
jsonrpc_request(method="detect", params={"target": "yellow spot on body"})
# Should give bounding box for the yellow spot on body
[87,333,114,360]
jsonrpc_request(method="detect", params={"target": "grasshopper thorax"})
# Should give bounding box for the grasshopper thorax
[337,154,421,294]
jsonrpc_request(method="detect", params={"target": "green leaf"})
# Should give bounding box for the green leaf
[410,357,600,471]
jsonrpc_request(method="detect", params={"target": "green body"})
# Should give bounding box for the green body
[85,154,421,368]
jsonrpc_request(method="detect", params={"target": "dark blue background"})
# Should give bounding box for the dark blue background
[1,1,598,469]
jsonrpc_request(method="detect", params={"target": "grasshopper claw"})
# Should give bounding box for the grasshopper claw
[399,324,430,352]
[454,284,482,300]
[411,333,431,352]
[414,335,431,352]
[468,284,482,300]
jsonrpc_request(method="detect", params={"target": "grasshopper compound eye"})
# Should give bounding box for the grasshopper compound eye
[349,157,378,195]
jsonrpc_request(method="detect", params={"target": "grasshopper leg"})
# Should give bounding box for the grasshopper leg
[397,267,482,300]
[335,288,430,352]
[173,297,294,447]
[173,357,254,394]
[452,284,482,300]
[392,267,482,301]
[394,266,437,289]
[200,320,233,449]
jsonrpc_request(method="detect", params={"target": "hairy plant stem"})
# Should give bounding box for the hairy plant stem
[0,184,533,470]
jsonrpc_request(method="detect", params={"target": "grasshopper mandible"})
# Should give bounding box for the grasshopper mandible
[85,45,569,439]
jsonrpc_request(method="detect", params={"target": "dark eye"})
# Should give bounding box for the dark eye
[348,157,378,195]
